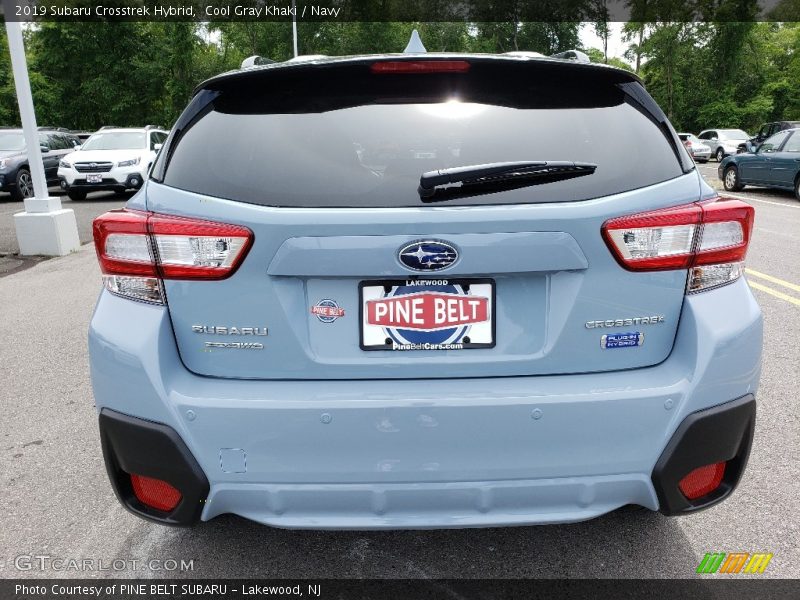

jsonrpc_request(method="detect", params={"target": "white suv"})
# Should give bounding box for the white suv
[58,126,168,200]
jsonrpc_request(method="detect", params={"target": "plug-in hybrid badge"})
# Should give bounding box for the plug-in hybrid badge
[398,240,458,272]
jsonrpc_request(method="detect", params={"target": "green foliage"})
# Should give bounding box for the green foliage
[0,13,795,137]
[0,26,19,125]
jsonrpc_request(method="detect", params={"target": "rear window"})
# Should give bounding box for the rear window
[159,61,685,208]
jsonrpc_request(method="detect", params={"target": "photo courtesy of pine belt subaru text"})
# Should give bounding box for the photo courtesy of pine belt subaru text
[89,42,762,528]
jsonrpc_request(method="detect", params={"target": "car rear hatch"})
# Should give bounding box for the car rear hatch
[144,54,697,380]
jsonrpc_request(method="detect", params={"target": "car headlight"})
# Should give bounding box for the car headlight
[59,160,71,169]
[117,157,141,167]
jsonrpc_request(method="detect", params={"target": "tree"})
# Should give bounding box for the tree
[0,26,19,125]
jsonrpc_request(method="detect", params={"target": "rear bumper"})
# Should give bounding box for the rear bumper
[89,278,762,528]
[98,395,755,527]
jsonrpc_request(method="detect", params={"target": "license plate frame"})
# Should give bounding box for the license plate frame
[86,173,102,183]
[359,278,495,351]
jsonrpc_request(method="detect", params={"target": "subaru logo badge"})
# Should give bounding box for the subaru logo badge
[398,240,458,272]
[90,163,97,169]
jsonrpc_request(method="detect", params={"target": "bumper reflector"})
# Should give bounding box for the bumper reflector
[130,473,182,512]
[678,462,726,500]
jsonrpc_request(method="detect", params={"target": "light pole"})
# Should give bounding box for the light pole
[292,0,298,57]
[4,15,80,256]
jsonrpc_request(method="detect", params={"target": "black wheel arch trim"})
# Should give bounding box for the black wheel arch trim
[99,408,209,526]
[652,394,755,515]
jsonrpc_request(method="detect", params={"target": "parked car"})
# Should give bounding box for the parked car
[720,127,800,198]
[71,131,94,144]
[90,48,761,528]
[0,128,80,201]
[736,120,800,154]
[698,129,750,162]
[678,133,711,162]
[58,125,168,200]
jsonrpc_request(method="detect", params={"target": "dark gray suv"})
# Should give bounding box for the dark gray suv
[0,128,80,201]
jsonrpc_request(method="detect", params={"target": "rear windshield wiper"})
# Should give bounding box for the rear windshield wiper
[418,161,597,203]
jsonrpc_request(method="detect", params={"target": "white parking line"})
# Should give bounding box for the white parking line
[718,192,800,209]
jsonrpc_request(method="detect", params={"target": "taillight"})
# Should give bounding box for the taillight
[602,199,754,293]
[130,473,182,512]
[92,209,253,303]
[678,462,726,500]
[370,60,471,74]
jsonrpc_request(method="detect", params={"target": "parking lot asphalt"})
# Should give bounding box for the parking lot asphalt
[0,165,798,580]
[0,189,129,257]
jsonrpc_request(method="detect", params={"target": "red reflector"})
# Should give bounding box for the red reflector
[130,474,182,512]
[370,60,471,74]
[678,462,726,500]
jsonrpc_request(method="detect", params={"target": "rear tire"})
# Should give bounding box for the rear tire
[697,159,708,163]
[724,166,744,192]
[716,148,725,162]
[794,176,800,201]
[67,190,87,201]
[10,168,33,202]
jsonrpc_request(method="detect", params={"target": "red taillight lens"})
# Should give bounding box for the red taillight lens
[694,199,754,266]
[678,462,726,500]
[602,198,754,276]
[92,209,155,276]
[370,60,471,74]
[130,473,182,512]
[92,209,253,302]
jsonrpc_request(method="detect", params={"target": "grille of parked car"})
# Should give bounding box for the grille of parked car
[75,162,114,173]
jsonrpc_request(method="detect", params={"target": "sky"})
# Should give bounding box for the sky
[578,22,631,64]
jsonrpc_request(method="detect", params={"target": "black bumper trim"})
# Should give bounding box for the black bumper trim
[652,394,756,515]
[99,408,209,526]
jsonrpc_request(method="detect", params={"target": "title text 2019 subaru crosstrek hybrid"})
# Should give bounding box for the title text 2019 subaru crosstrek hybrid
[89,50,761,528]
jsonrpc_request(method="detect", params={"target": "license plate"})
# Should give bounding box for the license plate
[360,278,495,351]
[86,173,102,183]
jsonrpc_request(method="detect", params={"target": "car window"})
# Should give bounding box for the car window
[162,99,684,208]
[0,132,25,151]
[50,134,69,150]
[82,132,146,151]
[781,132,800,153]
[759,130,790,152]
[149,132,166,150]
[718,130,749,140]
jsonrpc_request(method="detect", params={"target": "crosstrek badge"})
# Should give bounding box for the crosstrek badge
[367,292,488,331]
